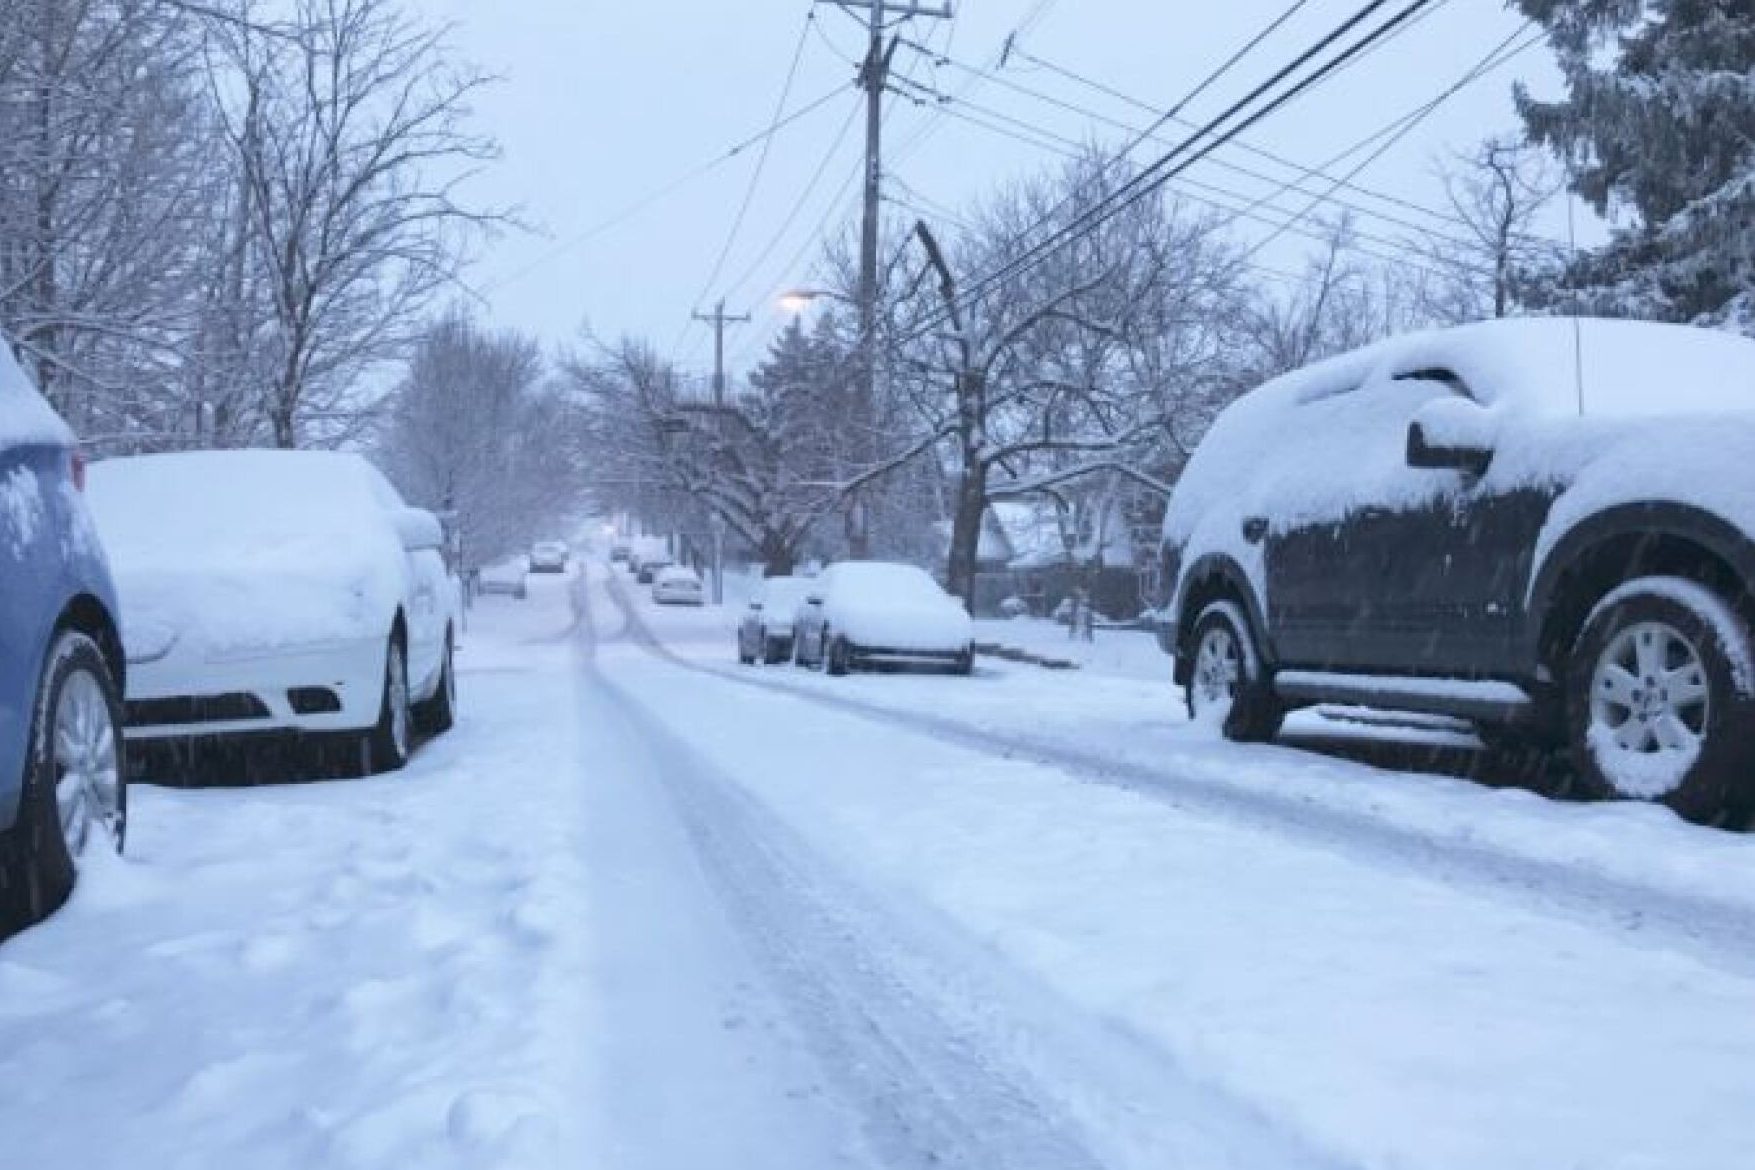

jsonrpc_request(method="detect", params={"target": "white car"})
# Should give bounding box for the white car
[652,565,704,606]
[792,561,974,675]
[737,575,813,664]
[477,556,529,599]
[87,450,459,773]
[529,541,569,573]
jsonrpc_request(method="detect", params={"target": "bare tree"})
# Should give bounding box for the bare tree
[895,158,1246,605]
[378,311,577,568]
[208,0,503,447]
[1421,137,1563,321]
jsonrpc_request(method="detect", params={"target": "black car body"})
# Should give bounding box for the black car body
[1159,318,1755,824]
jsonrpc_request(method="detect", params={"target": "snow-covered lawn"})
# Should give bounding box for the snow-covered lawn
[603,563,1755,1170]
[0,573,592,1170]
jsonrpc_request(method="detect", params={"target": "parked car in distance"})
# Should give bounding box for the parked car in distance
[652,565,705,606]
[529,540,569,573]
[478,556,529,600]
[87,450,459,776]
[0,340,127,934]
[793,561,975,676]
[609,542,632,564]
[1159,317,1755,825]
[738,576,813,664]
[636,557,673,585]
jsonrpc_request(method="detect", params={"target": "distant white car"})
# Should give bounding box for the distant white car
[652,565,704,606]
[478,556,529,599]
[87,450,459,773]
[792,561,974,675]
[529,540,569,573]
[738,575,812,664]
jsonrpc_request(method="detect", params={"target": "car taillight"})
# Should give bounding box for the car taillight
[70,448,87,492]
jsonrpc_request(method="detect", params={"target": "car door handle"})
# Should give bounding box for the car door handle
[1241,517,1268,544]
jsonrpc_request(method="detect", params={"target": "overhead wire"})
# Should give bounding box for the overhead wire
[899,0,1441,343]
[674,8,818,357]
[482,84,847,295]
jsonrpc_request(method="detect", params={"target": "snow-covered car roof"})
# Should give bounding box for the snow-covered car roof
[1266,317,1755,419]
[823,561,945,604]
[0,339,73,449]
[655,565,700,583]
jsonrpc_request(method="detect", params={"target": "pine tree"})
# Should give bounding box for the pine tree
[1513,0,1755,331]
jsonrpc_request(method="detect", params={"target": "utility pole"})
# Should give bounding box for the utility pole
[692,299,748,605]
[819,0,951,558]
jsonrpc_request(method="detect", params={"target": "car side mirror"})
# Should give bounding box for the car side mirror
[1406,398,1495,476]
[393,507,443,552]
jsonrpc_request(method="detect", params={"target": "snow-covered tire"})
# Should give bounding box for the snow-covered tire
[826,634,850,676]
[412,630,456,737]
[1566,577,1755,824]
[362,635,412,775]
[1184,600,1282,742]
[0,633,126,937]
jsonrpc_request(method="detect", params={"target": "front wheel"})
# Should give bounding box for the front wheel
[1,633,126,936]
[412,631,456,737]
[1567,578,1755,824]
[362,636,412,774]
[1184,601,1283,742]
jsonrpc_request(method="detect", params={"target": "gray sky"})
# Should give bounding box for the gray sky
[423,1,1572,377]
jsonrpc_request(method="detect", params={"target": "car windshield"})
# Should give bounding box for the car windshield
[17,9,1755,1170]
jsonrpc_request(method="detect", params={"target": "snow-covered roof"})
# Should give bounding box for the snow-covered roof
[1266,317,1755,420]
[0,337,73,449]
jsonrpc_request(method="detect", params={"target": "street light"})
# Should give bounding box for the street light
[778,287,851,313]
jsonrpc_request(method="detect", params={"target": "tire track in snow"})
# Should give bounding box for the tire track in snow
[577,574,1350,1170]
[595,570,1755,980]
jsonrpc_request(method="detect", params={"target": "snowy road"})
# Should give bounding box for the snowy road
[5,561,1755,1169]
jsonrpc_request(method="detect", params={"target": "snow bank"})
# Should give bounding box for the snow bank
[88,451,408,656]
[0,588,593,1170]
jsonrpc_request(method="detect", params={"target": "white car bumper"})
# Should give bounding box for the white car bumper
[124,636,387,740]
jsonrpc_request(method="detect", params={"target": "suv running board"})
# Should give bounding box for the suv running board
[1272,670,1534,722]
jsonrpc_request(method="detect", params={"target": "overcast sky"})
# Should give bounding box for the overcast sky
[420,0,1575,377]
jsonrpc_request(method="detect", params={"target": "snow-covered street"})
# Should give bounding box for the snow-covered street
[7,559,1755,1169]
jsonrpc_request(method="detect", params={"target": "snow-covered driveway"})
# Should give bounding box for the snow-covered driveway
[5,561,1755,1169]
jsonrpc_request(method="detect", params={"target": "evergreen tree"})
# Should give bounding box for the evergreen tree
[1513,0,1755,330]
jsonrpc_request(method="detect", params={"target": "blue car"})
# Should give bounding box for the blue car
[0,340,126,936]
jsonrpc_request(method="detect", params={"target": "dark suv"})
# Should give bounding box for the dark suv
[1159,317,1755,825]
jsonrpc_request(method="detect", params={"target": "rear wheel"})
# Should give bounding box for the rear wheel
[362,636,412,774]
[1184,601,1282,742]
[826,634,851,676]
[1567,578,1755,824]
[1,633,125,936]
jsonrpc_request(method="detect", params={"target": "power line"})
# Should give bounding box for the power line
[903,0,1440,343]
[1240,22,1541,261]
[678,8,818,356]
[484,84,847,295]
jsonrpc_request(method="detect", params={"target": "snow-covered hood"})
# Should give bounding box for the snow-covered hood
[828,596,973,652]
[106,536,402,662]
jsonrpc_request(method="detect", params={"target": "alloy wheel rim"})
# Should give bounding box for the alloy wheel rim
[53,669,122,857]
[1589,619,1709,771]
[1192,627,1242,716]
